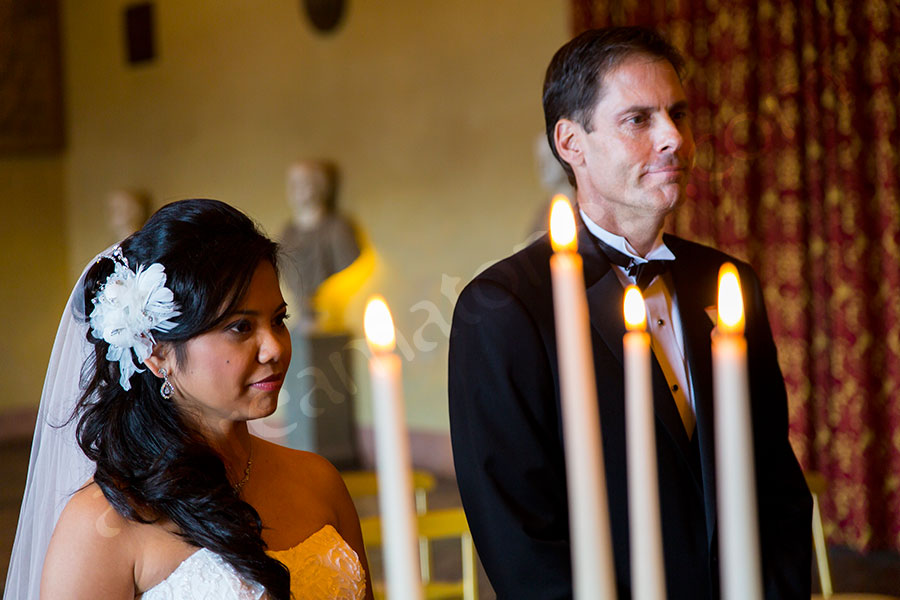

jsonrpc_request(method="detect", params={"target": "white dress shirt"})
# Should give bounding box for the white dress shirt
[580,209,696,436]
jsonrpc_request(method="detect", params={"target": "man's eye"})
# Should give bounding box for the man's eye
[672,110,688,120]
[627,115,647,125]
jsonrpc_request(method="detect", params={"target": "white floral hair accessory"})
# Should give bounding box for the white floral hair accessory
[89,247,181,390]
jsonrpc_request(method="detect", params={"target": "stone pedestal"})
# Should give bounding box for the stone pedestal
[279,330,359,468]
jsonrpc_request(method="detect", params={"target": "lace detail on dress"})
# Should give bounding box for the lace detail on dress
[139,525,365,600]
[267,524,366,600]
[141,548,266,600]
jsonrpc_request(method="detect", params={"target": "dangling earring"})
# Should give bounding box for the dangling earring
[159,368,174,400]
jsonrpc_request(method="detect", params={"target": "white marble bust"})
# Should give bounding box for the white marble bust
[280,160,360,330]
[107,189,150,242]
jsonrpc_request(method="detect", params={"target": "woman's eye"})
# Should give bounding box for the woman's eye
[228,320,252,334]
[275,313,290,327]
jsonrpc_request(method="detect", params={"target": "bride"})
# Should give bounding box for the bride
[5,199,373,599]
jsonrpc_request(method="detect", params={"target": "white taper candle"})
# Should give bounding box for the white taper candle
[713,264,762,600]
[365,297,423,600]
[623,285,666,600]
[549,196,617,599]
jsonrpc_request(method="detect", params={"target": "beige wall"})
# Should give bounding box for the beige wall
[0,157,69,412]
[2,1,569,431]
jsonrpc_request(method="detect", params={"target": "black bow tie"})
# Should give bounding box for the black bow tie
[590,236,674,290]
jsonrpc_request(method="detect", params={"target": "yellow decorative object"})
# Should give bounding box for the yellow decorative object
[313,233,376,333]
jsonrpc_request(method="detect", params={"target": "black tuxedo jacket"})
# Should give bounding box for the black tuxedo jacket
[448,222,811,599]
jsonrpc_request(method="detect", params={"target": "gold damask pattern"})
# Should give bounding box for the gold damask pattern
[574,0,900,552]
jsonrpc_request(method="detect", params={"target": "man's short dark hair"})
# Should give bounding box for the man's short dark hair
[542,26,686,186]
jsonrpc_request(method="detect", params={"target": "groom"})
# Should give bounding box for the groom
[448,27,812,599]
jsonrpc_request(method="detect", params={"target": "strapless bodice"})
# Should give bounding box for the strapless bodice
[139,548,264,600]
[140,524,365,600]
[268,524,366,600]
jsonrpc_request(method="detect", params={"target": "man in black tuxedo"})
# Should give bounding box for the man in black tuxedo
[448,27,811,599]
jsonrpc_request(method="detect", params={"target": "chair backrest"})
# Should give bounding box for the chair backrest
[806,471,833,598]
[342,469,437,514]
[359,508,478,600]
[342,469,439,582]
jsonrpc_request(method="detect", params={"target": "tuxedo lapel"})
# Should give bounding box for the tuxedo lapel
[580,225,704,498]
[666,234,720,546]
[579,219,624,366]
[585,271,627,366]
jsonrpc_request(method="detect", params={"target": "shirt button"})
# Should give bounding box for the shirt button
[672,384,679,392]
[657,319,665,326]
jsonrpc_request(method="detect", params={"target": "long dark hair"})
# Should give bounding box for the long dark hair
[75,199,290,598]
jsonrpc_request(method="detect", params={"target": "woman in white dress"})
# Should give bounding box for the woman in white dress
[6,199,373,600]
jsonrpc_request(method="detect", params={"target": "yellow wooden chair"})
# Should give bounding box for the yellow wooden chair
[342,469,437,514]
[806,471,898,600]
[359,508,478,600]
[342,470,438,581]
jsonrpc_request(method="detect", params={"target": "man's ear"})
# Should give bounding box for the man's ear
[143,344,171,378]
[554,118,585,169]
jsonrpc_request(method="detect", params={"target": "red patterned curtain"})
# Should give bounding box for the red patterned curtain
[571,0,900,552]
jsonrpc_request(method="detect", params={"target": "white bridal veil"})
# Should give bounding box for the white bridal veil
[4,255,102,600]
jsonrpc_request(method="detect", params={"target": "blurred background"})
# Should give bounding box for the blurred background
[2,0,899,597]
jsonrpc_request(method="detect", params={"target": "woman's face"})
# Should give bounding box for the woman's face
[168,260,292,434]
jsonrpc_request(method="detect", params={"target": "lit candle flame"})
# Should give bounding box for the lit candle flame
[717,263,744,335]
[364,295,396,353]
[549,195,577,253]
[623,285,647,332]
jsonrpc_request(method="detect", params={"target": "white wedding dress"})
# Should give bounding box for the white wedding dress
[141,524,366,600]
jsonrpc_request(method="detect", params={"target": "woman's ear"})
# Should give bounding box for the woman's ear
[143,344,171,378]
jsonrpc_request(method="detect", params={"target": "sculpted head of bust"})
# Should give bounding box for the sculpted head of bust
[107,189,151,241]
[286,160,335,231]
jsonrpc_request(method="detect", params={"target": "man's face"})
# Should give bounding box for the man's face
[575,55,694,220]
